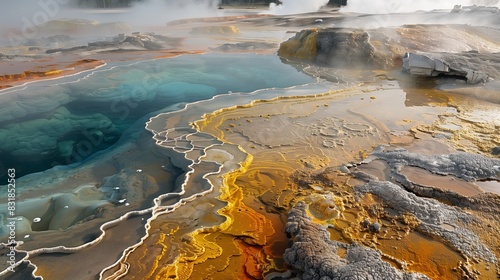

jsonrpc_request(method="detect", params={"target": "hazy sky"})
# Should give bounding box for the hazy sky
[268,0,330,15]
[0,0,221,29]
[342,0,500,13]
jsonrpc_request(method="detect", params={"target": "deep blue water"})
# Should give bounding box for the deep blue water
[0,53,315,180]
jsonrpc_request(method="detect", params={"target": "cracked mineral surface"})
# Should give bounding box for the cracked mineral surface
[284,201,430,280]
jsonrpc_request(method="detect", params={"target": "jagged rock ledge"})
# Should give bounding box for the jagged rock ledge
[402,52,499,84]
[277,25,500,103]
[277,25,500,71]
[46,32,182,54]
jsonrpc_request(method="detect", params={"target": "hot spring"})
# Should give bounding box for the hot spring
[0,53,315,183]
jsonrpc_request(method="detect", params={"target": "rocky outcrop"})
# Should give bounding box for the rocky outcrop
[46,32,178,54]
[355,180,471,225]
[351,147,500,264]
[315,29,378,67]
[357,148,500,210]
[402,52,498,84]
[24,35,74,48]
[372,148,500,182]
[278,24,500,76]
[278,29,318,61]
[284,201,430,280]
[278,28,383,68]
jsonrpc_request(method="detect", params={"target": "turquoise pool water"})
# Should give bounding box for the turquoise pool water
[0,53,315,180]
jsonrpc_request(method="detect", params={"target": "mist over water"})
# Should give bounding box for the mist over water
[0,0,220,39]
[342,0,500,13]
[268,0,329,15]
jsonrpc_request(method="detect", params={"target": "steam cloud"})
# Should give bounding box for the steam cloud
[268,0,330,15]
[341,0,500,13]
[126,0,220,26]
[0,0,220,30]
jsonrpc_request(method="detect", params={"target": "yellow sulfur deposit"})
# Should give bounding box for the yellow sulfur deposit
[278,29,318,60]
[100,83,497,280]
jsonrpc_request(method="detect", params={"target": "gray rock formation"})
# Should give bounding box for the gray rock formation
[402,52,495,84]
[315,29,379,68]
[279,24,500,83]
[284,201,429,280]
[355,180,497,263]
[278,28,384,68]
[372,148,500,182]
[353,148,500,263]
[355,180,471,225]
[46,32,175,54]
[24,35,74,47]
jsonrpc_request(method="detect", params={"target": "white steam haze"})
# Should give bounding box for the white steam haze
[268,0,330,15]
[126,0,220,25]
[342,0,500,13]
[0,0,220,30]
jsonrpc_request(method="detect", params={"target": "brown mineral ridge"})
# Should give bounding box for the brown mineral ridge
[0,57,104,89]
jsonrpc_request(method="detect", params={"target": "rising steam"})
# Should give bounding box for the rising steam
[268,0,330,15]
[341,0,500,14]
[126,0,220,26]
[1,0,220,30]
